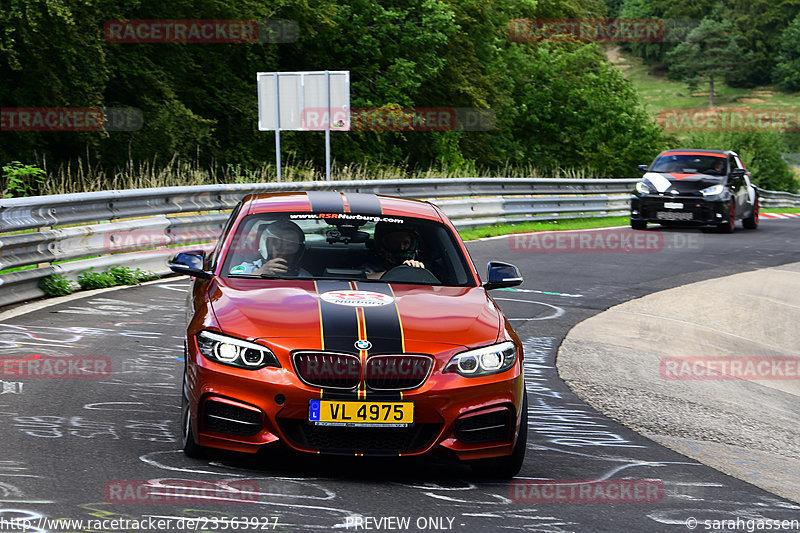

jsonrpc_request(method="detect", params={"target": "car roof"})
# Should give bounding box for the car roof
[658,149,734,157]
[240,191,445,221]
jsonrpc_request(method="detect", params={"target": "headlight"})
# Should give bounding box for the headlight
[700,184,724,197]
[444,341,517,377]
[195,331,280,370]
[635,181,651,194]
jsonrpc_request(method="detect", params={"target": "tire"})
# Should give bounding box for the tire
[718,201,735,234]
[181,373,206,459]
[743,197,759,230]
[470,393,528,479]
[630,219,647,230]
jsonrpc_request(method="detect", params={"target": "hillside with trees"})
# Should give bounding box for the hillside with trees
[1,0,663,193]
[2,0,798,193]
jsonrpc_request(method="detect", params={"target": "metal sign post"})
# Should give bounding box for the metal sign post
[274,74,281,181]
[257,71,350,182]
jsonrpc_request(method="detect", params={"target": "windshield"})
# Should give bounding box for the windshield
[650,154,727,176]
[220,213,475,287]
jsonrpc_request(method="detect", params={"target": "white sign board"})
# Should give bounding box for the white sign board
[257,71,350,131]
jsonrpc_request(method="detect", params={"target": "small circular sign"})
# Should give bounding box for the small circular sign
[320,290,395,307]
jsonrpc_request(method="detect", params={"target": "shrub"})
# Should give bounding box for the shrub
[77,268,117,290]
[2,161,46,198]
[39,273,76,296]
[132,268,157,282]
[105,265,157,284]
[106,265,141,285]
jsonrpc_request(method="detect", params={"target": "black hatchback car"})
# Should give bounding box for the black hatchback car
[630,149,759,233]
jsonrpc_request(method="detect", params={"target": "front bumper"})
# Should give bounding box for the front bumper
[630,195,730,226]
[185,346,525,460]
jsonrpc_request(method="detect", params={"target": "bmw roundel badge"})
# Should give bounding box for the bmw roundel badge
[355,340,372,351]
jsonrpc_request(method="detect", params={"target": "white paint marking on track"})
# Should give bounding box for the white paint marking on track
[494,298,565,321]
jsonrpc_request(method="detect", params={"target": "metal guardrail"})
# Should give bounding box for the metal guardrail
[1,178,798,309]
[758,188,800,209]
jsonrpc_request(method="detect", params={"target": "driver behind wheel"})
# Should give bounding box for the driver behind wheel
[230,220,309,277]
[364,222,425,279]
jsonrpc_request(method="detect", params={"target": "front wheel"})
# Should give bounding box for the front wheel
[630,219,647,230]
[470,393,527,479]
[718,201,735,234]
[743,197,759,230]
[181,374,206,459]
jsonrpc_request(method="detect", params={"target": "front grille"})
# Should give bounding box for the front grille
[454,408,512,443]
[642,199,706,222]
[293,352,361,389]
[279,419,441,455]
[202,399,263,436]
[293,352,433,391]
[365,355,433,390]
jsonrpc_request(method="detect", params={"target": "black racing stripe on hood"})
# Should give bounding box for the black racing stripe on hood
[344,193,382,215]
[316,280,358,353]
[354,283,403,355]
[308,191,345,213]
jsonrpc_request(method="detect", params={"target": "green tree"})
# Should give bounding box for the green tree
[618,0,664,64]
[666,16,742,107]
[773,13,800,92]
[726,0,800,87]
[506,42,665,175]
[1,0,666,182]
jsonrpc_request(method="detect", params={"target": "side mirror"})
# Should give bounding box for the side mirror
[483,261,523,290]
[730,168,745,178]
[637,165,649,173]
[169,250,212,279]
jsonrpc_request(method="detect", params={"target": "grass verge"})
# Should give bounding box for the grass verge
[459,216,630,240]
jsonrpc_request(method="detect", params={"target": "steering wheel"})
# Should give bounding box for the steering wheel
[380,265,440,284]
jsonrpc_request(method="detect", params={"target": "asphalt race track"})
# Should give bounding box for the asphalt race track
[1,219,799,533]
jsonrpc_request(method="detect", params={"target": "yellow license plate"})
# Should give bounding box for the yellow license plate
[309,400,414,427]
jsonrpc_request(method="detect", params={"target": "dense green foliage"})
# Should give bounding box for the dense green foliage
[39,273,75,296]
[106,265,155,285]
[2,161,45,197]
[77,268,118,290]
[615,0,800,88]
[1,0,668,187]
[773,13,800,92]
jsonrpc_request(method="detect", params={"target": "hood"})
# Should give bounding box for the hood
[642,171,722,194]
[208,278,501,354]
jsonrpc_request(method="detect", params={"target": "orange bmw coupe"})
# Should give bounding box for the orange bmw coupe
[169,191,527,477]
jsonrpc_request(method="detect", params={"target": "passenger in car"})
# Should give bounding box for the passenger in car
[363,222,426,279]
[230,220,310,277]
